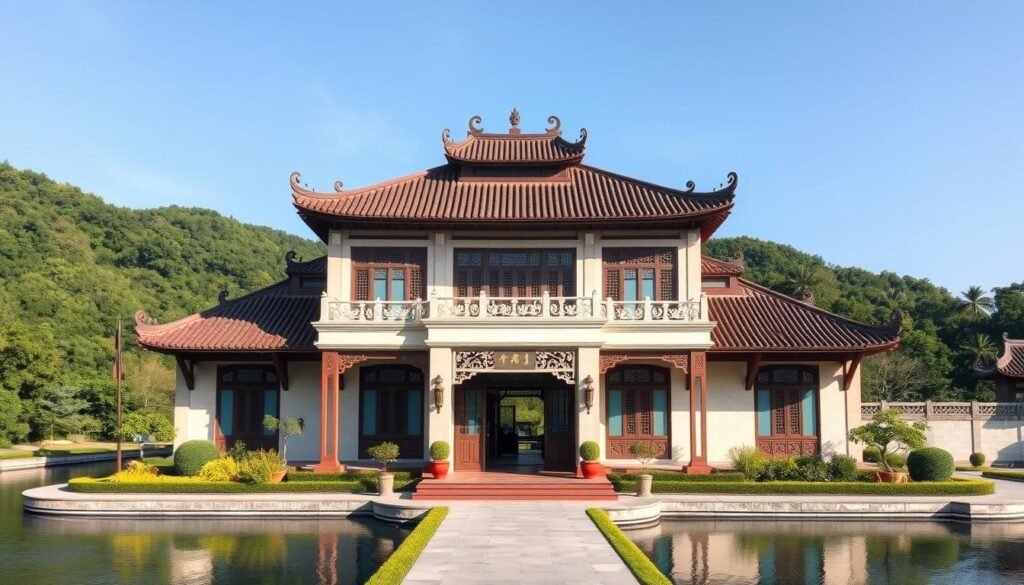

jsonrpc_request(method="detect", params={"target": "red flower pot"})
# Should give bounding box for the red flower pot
[430,460,450,480]
[580,461,604,479]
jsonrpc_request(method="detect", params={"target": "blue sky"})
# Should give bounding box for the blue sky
[2,2,1021,294]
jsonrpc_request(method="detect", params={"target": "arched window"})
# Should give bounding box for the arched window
[605,365,671,459]
[216,366,279,451]
[754,365,819,457]
[359,365,424,459]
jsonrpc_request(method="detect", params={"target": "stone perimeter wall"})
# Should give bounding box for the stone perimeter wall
[862,402,1024,463]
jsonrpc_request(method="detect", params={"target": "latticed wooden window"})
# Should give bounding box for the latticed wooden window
[755,366,820,440]
[359,365,424,459]
[602,247,676,301]
[351,247,426,301]
[454,248,576,296]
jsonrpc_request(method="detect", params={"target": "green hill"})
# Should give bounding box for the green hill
[0,162,323,444]
[0,162,1020,445]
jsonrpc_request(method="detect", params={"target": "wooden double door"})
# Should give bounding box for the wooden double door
[454,381,576,473]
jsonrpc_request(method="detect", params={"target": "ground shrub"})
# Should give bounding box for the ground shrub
[174,440,221,476]
[228,440,248,462]
[365,507,449,585]
[828,454,860,482]
[907,447,955,482]
[579,441,600,461]
[793,456,831,482]
[198,457,239,482]
[608,471,745,483]
[288,470,418,492]
[608,478,993,496]
[728,445,767,480]
[236,449,283,484]
[759,457,799,481]
[981,470,1024,481]
[969,452,986,467]
[108,460,160,482]
[886,453,907,470]
[587,509,671,585]
[68,477,366,493]
[862,446,881,463]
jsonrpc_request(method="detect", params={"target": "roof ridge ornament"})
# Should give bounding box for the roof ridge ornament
[134,310,157,327]
[218,290,229,304]
[468,115,483,136]
[576,127,588,146]
[285,250,302,267]
[333,180,344,192]
[441,128,453,146]
[888,308,904,335]
[731,250,745,267]
[509,108,520,128]
[546,115,562,135]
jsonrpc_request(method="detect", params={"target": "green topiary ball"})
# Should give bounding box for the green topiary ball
[429,440,450,461]
[174,440,221,476]
[579,441,600,461]
[969,452,986,467]
[907,447,955,482]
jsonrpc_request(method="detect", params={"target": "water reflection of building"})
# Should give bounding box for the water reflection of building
[169,545,213,585]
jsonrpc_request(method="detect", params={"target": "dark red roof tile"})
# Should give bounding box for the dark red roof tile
[707,280,900,353]
[701,255,745,276]
[997,336,1024,378]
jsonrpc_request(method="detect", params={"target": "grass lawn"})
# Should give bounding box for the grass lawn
[1,446,116,460]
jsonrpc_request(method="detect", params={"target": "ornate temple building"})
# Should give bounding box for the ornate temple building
[136,110,900,475]
[978,334,1024,402]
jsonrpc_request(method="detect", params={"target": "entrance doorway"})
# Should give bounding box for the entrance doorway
[453,374,576,474]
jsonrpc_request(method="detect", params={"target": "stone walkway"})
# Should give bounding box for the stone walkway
[403,502,637,585]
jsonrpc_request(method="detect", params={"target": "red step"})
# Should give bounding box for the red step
[412,476,619,501]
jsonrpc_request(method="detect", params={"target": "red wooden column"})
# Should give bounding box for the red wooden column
[683,350,712,474]
[314,351,345,473]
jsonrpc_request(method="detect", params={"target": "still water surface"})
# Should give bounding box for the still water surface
[0,462,409,585]
[630,518,1024,585]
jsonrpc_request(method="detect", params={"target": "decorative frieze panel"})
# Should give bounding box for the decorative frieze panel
[861,401,1024,420]
[599,353,689,374]
[756,437,818,457]
[453,350,575,385]
[607,438,669,459]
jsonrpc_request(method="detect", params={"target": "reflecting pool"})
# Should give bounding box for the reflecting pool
[1,462,410,584]
[629,518,1024,585]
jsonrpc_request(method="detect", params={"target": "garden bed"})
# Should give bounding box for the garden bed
[67,469,421,494]
[608,477,994,496]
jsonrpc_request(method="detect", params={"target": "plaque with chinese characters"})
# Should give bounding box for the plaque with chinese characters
[453,350,575,385]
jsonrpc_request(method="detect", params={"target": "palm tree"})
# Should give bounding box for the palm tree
[785,264,821,300]
[960,333,998,367]
[960,286,995,317]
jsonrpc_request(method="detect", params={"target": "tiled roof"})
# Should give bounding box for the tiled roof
[701,255,745,276]
[292,166,736,236]
[135,281,319,352]
[996,336,1024,378]
[707,279,900,353]
[443,132,586,164]
[285,253,326,275]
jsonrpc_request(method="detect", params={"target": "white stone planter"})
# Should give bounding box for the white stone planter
[378,472,395,497]
[636,474,653,497]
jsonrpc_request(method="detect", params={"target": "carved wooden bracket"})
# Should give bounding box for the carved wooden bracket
[176,356,195,391]
[744,354,763,391]
[336,353,374,376]
[599,353,689,374]
[842,356,862,392]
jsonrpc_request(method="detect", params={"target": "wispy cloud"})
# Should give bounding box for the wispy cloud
[91,149,223,209]
[310,85,418,166]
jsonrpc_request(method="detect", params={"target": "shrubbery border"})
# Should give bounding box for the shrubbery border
[609,478,994,496]
[365,507,449,585]
[981,470,1024,482]
[586,508,671,585]
[68,477,366,493]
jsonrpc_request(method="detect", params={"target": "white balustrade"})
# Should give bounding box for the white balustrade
[320,290,705,324]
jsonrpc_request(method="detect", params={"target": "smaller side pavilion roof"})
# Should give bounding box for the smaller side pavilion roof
[135,280,319,353]
[996,335,1024,378]
[707,279,900,354]
[701,252,745,277]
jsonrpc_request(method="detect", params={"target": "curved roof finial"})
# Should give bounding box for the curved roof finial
[134,310,157,327]
[546,115,562,135]
[441,128,453,147]
[285,250,301,266]
[333,180,344,192]
[218,290,229,304]
[576,127,588,146]
[468,115,483,136]
[888,308,904,335]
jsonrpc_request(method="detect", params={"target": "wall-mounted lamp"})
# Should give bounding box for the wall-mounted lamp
[583,375,595,414]
[432,375,445,413]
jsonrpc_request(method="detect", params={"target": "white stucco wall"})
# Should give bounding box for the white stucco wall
[277,362,321,462]
[706,361,756,464]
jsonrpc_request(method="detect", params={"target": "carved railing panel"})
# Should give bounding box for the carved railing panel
[324,299,428,323]
[861,402,1024,420]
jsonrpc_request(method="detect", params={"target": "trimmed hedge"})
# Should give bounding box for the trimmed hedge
[68,477,365,493]
[608,471,745,483]
[288,471,417,492]
[907,447,955,482]
[609,478,994,496]
[982,470,1024,482]
[969,452,986,467]
[173,440,220,476]
[365,507,449,585]
[586,508,671,585]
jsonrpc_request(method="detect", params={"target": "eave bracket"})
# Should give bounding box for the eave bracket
[842,356,862,392]
[176,356,195,391]
[744,354,763,391]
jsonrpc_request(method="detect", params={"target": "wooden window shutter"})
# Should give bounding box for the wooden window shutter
[605,268,620,301]
[355,268,369,301]
[659,268,675,301]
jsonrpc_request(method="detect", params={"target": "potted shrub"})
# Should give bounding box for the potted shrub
[237,449,286,484]
[628,441,658,497]
[263,415,303,466]
[848,408,927,483]
[579,441,603,479]
[428,440,450,479]
[367,441,400,497]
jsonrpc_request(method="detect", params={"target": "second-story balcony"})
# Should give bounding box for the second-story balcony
[321,291,709,326]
